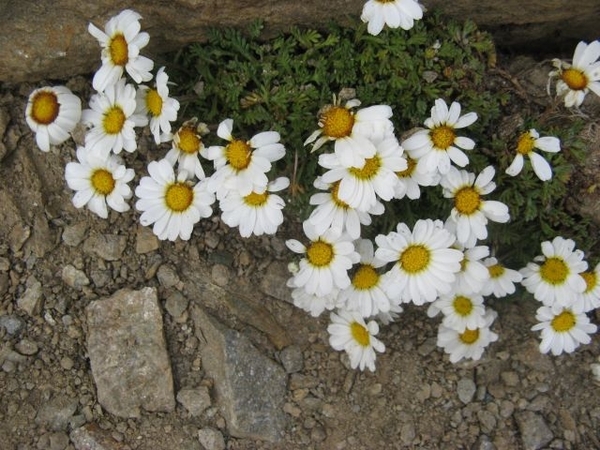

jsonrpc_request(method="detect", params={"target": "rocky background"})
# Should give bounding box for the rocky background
[1,1,600,450]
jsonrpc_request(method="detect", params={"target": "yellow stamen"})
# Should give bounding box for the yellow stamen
[551,310,576,332]
[226,139,252,171]
[320,106,355,139]
[516,132,535,156]
[146,89,163,117]
[165,183,193,212]
[91,169,116,195]
[331,181,350,209]
[430,125,456,150]
[352,264,380,290]
[561,68,588,91]
[31,91,60,125]
[400,244,430,274]
[581,271,597,293]
[306,240,334,267]
[244,191,269,207]
[539,257,569,285]
[176,127,201,155]
[103,106,126,135]
[453,296,473,317]
[459,328,480,344]
[488,264,505,279]
[454,187,481,215]
[350,321,370,347]
[396,156,416,178]
[109,33,129,66]
[349,155,381,180]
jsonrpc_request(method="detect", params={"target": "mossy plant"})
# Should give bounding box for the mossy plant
[167,11,597,267]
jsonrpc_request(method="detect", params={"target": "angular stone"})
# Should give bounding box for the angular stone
[135,225,159,254]
[197,427,225,450]
[1,1,598,83]
[35,395,78,431]
[260,261,293,304]
[70,423,124,450]
[61,265,90,290]
[83,233,127,261]
[62,222,88,247]
[17,276,44,316]
[177,386,212,417]
[85,287,175,418]
[515,411,553,450]
[191,306,287,442]
[457,378,477,404]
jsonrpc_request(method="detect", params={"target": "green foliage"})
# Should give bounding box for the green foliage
[167,11,597,265]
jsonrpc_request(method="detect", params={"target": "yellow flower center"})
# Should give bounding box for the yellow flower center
[243,191,269,207]
[165,182,194,212]
[459,328,480,344]
[539,257,569,285]
[226,139,252,171]
[331,181,350,209]
[454,187,481,215]
[306,240,334,267]
[91,169,116,195]
[430,125,456,150]
[146,89,163,117]
[350,321,371,347]
[516,132,535,156]
[581,271,597,293]
[453,295,474,317]
[396,156,416,178]
[103,106,126,135]
[561,68,588,91]
[349,155,381,180]
[400,244,430,274]
[488,264,505,279]
[109,33,129,66]
[320,106,355,139]
[31,91,60,125]
[551,310,576,332]
[352,264,380,290]
[176,127,201,155]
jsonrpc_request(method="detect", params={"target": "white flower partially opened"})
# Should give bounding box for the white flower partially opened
[361,0,424,36]
[506,129,561,181]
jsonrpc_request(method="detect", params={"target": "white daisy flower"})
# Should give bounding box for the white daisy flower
[136,66,180,144]
[65,145,134,219]
[338,239,392,318]
[288,281,343,318]
[433,292,487,333]
[319,135,407,211]
[307,176,384,240]
[579,262,600,312]
[202,118,285,199]
[453,245,490,295]
[375,218,463,305]
[531,302,597,356]
[506,129,561,182]
[88,9,154,92]
[437,309,499,363]
[135,159,215,241]
[393,154,440,200]
[520,236,588,307]
[327,309,385,372]
[25,86,81,152]
[548,40,600,108]
[480,257,523,298]
[305,97,394,168]
[219,177,289,238]
[286,222,360,297]
[442,166,510,248]
[165,119,208,181]
[361,0,424,36]
[82,78,148,156]
[402,98,478,175]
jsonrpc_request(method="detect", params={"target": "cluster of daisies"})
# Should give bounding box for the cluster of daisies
[25,10,289,241]
[24,3,600,372]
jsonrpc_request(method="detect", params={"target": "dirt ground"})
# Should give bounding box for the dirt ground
[1,54,600,450]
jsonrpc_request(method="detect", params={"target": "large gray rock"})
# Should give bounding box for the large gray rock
[85,287,175,418]
[191,306,287,442]
[1,0,598,84]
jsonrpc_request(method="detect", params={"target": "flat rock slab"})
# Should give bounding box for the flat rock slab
[192,306,287,442]
[85,287,175,418]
